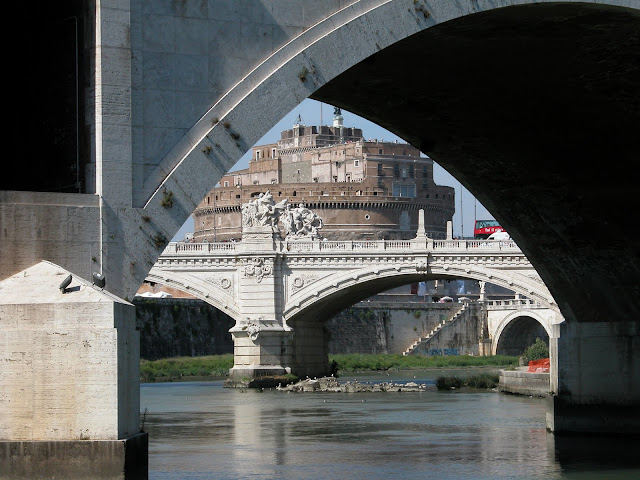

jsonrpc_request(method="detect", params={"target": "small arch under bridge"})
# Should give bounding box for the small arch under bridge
[149,228,561,380]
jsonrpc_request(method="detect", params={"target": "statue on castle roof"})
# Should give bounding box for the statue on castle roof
[333,107,342,116]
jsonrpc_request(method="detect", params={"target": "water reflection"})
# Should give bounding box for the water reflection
[140,377,640,480]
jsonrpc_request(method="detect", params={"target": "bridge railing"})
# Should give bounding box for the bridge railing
[285,239,413,252]
[486,299,543,310]
[164,241,237,254]
[432,239,520,250]
[162,238,521,255]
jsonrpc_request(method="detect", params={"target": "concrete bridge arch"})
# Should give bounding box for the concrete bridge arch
[145,269,241,322]
[491,310,555,357]
[284,264,557,327]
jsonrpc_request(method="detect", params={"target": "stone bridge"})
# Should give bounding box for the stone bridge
[148,217,562,378]
[2,1,639,475]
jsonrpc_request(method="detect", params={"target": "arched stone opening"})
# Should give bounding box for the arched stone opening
[310,2,640,327]
[495,316,549,357]
[286,272,532,377]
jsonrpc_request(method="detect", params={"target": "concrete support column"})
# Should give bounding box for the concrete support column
[547,320,639,434]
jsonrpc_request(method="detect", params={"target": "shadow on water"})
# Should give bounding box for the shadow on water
[553,434,640,475]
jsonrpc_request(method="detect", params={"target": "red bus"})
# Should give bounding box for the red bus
[474,219,504,239]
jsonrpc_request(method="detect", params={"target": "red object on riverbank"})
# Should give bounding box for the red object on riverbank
[528,358,550,373]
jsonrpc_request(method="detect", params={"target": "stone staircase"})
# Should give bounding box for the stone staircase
[402,303,468,356]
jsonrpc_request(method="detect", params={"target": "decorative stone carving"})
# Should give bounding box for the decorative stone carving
[244,257,272,283]
[415,259,428,272]
[290,273,321,294]
[246,322,261,341]
[241,191,288,228]
[206,275,232,290]
[282,203,324,239]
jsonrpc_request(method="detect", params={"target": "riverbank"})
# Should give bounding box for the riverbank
[140,354,518,387]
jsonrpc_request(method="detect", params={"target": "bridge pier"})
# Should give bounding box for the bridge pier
[547,321,639,435]
[227,227,295,383]
[0,262,147,478]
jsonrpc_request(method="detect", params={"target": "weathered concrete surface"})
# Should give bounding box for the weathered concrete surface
[0,261,144,473]
[548,321,640,434]
[0,433,148,480]
[134,297,234,359]
[327,302,461,354]
[499,369,551,397]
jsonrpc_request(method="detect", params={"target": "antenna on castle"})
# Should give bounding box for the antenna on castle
[320,102,323,126]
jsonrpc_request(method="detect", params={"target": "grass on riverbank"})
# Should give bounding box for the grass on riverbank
[140,353,518,383]
[329,353,518,372]
[140,354,234,382]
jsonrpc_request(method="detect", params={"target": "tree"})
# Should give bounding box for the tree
[522,337,549,362]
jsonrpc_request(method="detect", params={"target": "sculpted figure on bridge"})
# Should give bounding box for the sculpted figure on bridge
[241,191,288,228]
[283,203,324,239]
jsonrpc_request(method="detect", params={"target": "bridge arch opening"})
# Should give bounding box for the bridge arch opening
[494,315,550,358]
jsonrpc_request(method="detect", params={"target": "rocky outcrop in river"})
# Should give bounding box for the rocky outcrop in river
[276,376,437,393]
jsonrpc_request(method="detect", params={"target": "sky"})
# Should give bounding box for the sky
[172,98,495,241]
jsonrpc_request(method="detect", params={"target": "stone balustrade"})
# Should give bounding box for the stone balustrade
[163,238,522,256]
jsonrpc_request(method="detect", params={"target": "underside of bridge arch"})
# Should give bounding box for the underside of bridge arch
[495,316,549,357]
[311,2,640,327]
[288,273,472,328]
[144,274,241,322]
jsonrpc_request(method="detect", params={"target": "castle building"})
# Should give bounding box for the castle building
[193,111,455,242]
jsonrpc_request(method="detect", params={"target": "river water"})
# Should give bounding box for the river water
[140,370,639,480]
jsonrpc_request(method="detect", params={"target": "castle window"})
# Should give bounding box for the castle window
[377,163,383,176]
[423,166,428,177]
[378,148,383,154]
[394,164,400,178]
[392,183,416,198]
[224,181,229,187]
[409,165,414,178]
[255,151,261,161]
[354,160,360,167]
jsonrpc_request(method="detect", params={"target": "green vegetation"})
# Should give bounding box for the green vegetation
[328,353,518,372]
[435,372,500,390]
[140,353,518,383]
[140,354,233,382]
[522,338,549,363]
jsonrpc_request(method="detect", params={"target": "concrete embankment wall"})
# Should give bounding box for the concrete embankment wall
[326,302,461,354]
[499,369,551,397]
[411,303,485,356]
[134,298,234,360]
